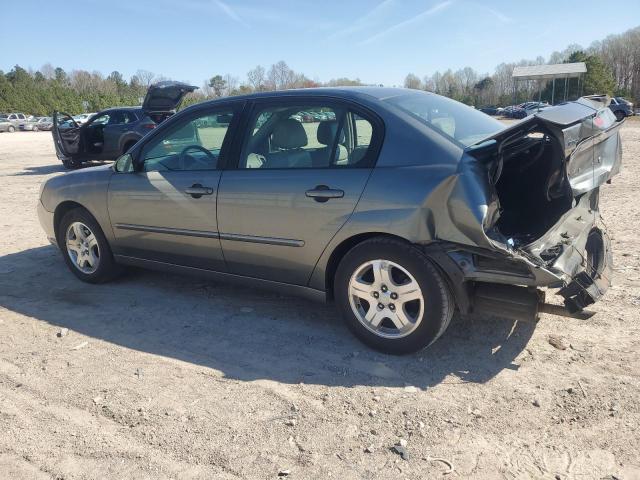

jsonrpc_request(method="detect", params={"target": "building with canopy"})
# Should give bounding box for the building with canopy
[512,62,587,105]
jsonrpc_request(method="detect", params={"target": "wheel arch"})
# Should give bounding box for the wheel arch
[322,233,470,314]
[53,201,99,244]
[119,135,142,155]
[323,232,412,300]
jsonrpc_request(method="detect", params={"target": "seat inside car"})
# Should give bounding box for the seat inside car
[316,120,347,166]
[265,119,312,168]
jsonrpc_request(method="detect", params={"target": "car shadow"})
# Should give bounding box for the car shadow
[0,246,535,388]
[11,161,111,176]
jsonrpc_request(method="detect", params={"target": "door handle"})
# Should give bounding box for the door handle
[185,184,213,199]
[305,185,344,202]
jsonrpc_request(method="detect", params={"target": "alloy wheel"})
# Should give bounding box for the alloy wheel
[66,221,100,274]
[348,259,424,339]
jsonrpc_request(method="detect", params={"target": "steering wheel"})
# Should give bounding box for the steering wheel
[179,145,217,170]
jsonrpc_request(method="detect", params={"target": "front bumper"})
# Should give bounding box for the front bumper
[37,200,57,246]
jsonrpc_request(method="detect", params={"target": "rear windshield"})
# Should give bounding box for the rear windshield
[383,92,505,147]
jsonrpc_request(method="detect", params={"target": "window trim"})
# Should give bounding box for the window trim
[132,101,245,173]
[227,96,385,170]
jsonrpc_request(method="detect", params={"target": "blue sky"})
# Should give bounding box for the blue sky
[2,0,639,86]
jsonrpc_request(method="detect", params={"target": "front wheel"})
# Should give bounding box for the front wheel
[8,126,15,133]
[614,110,625,122]
[58,208,122,283]
[33,126,39,132]
[334,237,454,354]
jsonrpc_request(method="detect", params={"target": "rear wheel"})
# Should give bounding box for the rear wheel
[614,110,625,122]
[8,126,15,133]
[58,208,122,283]
[33,126,39,132]
[334,237,454,354]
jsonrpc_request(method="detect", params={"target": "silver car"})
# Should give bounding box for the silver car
[20,116,53,131]
[38,88,622,354]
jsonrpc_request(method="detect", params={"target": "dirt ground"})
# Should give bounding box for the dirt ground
[0,122,638,480]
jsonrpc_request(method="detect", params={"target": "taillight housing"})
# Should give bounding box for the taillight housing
[142,123,156,129]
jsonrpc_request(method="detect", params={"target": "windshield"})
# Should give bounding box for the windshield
[383,92,505,147]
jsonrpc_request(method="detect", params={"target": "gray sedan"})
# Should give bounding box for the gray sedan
[38,87,622,354]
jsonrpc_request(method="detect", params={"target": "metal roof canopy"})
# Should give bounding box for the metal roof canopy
[512,62,587,81]
[512,62,587,105]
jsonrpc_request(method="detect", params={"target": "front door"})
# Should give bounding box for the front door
[217,100,382,285]
[107,104,243,271]
[52,111,82,161]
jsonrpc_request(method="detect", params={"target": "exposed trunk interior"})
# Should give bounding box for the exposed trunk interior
[491,130,573,245]
[146,111,174,124]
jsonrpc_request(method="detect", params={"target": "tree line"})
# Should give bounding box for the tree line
[404,26,639,106]
[0,26,637,116]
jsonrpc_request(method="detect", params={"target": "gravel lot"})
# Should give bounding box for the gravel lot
[0,123,639,479]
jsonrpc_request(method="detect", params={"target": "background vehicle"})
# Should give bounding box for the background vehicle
[479,106,500,115]
[0,117,14,132]
[20,116,53,131]
[38,88,621,354]
[2,112,27,129]
[52,81,198,168]
[609,97,634,121]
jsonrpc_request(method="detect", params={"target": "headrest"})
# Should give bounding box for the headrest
[271,119,308,149]
[317,120,345,146]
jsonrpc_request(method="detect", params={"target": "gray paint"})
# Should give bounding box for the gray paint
[38,87,622,313]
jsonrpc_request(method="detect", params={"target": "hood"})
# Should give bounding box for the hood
[142,81,198,111]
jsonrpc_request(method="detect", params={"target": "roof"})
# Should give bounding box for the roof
[512,62,587,80]
[185,87,428,111]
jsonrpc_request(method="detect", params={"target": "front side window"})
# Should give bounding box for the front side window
[141,109,236,172]
[239,104,378,169]
[383,91,505,147]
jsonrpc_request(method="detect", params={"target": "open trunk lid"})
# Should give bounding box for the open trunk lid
[466,98,623,311]
[469,97,623,195]
[142,81,198,111]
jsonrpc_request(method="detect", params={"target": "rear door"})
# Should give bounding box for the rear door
[107,102,243,271]
[217,98,383,285]
[101,110,138,159]
[52,111,82,160]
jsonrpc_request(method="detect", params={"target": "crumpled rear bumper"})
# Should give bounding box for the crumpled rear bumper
[558,228,612,312]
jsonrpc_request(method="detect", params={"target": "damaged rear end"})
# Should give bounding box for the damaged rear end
[457,97,622,320]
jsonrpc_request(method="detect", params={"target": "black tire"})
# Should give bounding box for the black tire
[57,208,122,284]
[8,126,15,133]
[334,237,454,355]
[62,157,82,169]
[614,110,625,122]
[33,126,39,132]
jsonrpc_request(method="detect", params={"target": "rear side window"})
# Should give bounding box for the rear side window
[239,104,380,169]
[383,91,504,147]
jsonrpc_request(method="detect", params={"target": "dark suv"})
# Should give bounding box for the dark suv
[609,97,633,121]
[53,81,197,168]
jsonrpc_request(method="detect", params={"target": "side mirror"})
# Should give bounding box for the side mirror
[113,153,134,173]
